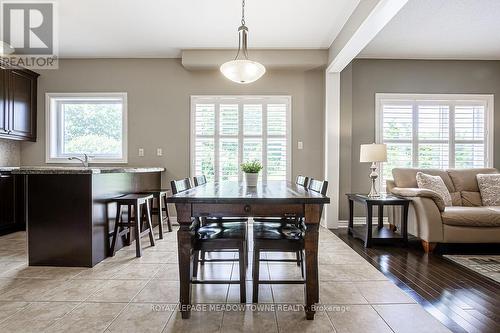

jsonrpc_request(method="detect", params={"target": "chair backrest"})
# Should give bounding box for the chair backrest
[193,175,207,186]
[171,178,192,195]
[296,175,309,188]
[308,178,328,195]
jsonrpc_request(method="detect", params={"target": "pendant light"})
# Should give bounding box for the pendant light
[220,0,265,84]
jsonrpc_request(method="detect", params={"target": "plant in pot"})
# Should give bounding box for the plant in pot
[241,160,262,187]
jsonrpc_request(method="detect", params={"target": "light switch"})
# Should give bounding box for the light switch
[298,141,303,150]
[157,148,163,156]
[138,148,144,157]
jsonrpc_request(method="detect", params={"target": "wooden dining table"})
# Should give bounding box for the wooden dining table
[167,180,330,319]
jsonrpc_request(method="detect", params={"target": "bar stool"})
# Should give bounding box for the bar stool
[137,189,172,239]
[110,193,156,257]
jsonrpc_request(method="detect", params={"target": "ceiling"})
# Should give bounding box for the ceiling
[56,0,359,58]
[359,0,500,60]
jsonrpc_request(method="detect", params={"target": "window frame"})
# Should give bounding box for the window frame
[45,92,128,164]
[375,93,494,188]
[190,95,292,182]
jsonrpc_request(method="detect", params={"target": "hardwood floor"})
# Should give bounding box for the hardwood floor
[332,229,500,333]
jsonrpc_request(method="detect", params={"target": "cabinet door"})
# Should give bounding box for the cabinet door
[8,69,37,140]
[0,68,7,133]
[0,173,16,229]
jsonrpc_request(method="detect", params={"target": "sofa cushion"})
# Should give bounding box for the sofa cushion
[447,168,498,192]
[416,172,453,206]
[460,191,483,207]
[441,206,500,227]
[392,168,455,192]
[476,174,500,206]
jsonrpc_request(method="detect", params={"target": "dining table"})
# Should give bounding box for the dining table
[167,180,330,319]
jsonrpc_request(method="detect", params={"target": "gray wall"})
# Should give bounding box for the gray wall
[20,59,325,188]
[0,139,20,166]
[340,59,500,220]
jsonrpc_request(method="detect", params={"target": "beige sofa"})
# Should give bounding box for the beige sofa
[386,168,500,252]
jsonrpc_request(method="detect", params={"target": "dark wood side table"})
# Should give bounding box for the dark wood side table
[346,193,410,248]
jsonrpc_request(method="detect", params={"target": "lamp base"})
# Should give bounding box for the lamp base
[367,162,380,198]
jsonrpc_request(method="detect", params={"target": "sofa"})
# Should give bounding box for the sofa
[386,168,500,252]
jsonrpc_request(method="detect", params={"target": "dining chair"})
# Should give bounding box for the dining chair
[253,175,310,266]
[252,178,328,303]
[171,177,247,302]
[192,175,249,268]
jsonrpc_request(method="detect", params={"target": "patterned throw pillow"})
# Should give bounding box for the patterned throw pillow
[416,172,453,207]
[476,174,500,206]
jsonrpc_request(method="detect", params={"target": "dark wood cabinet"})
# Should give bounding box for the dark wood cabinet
[0,172,25,235]
[0,63,39,141]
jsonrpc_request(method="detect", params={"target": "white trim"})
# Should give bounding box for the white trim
[375,93,494,189]
[45,92,128,164]
[190,95,292,181]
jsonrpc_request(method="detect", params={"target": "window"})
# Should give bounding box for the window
[376,94,494,186]
[46,93,128,163]
[191,96,291,181]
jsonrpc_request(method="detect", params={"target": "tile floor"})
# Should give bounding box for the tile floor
[0,225,452,333]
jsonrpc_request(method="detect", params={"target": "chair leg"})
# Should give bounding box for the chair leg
[163,195,173,232]
[193,250,199,278]
[239,246,246,303]
[252,248,260,303]
[157,196,164,239]
[109,204,122,256]
[145,200,156,247]
[296,251,301,266]
[200,250,206,265]
[134,203,142,257]
[300,250,305,278]
[125,205,132,246]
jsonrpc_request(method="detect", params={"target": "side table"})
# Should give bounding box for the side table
[346,193,410,247]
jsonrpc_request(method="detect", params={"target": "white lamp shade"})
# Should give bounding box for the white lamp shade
[360,143,387,162]
[220,59,266,84]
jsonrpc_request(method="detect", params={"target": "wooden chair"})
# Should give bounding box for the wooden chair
[171,178,247,302]
[252,178,328,303]
[253,175,310,266]
[109,193,156,258]
[192,175,248,267]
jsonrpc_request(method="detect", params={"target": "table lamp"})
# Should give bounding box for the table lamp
[360,143,387,197]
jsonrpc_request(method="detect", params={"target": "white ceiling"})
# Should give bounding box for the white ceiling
[56,0,359,58]
[359,0,500,60]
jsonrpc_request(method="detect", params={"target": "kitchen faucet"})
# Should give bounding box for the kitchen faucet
[68,153,93,167]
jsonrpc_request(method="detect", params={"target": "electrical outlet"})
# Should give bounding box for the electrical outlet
[157,148,163,156]
[138,148,144,157]
[298,141,303,150]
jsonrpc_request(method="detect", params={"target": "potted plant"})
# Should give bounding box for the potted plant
[241,160,262,187]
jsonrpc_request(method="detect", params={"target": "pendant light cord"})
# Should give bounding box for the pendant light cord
[241,0,245,26]
[235,0,248,60]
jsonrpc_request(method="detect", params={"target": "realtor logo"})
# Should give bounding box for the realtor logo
[1,1,58,69]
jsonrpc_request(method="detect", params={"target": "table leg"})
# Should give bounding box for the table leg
[304,204,321,320]
[401,202,409,245]
[176,204,193,319]
[378,205,383,230]
[348,199,354,235]
[365,203,373,248]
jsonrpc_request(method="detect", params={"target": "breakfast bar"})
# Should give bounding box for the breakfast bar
[12,167,164,267]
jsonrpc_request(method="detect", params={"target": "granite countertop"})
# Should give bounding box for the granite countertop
[9,166,165,174]
[0,167,20,172]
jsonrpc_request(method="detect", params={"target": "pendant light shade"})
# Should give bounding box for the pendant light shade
[220,0,265,84]
[0,41,14,56]
[220,59,265,84]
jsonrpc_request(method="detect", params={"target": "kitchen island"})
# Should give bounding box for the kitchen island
[12,167,165,267]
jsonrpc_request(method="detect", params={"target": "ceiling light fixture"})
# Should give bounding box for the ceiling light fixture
[0,41,15,56]
[220,0,265,84]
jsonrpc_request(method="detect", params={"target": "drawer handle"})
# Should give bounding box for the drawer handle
[244,205,251,213]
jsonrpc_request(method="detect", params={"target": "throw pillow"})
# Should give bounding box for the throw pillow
[476,174,500,206]
[416,172,453,207]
